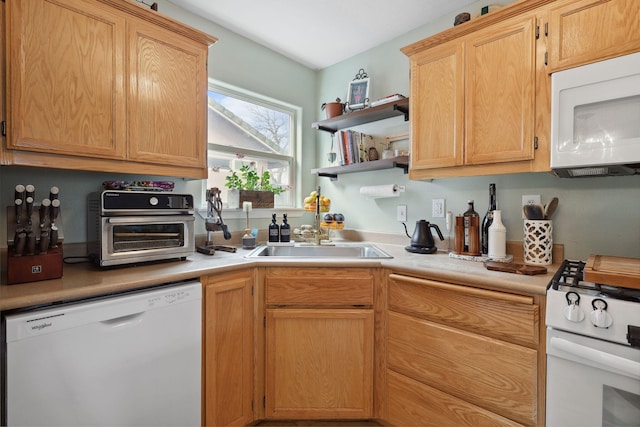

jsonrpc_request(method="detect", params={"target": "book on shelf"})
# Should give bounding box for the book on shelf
[337,130,369,165]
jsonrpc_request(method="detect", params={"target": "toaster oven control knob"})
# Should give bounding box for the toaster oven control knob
[590,298,613,328]
[149,196,159,206]
[564,291,585,322]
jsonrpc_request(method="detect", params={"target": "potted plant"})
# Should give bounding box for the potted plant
[225,164,286,209]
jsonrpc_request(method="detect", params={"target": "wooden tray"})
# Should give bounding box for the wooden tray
[584,255,640,289]
[484,261,547,276]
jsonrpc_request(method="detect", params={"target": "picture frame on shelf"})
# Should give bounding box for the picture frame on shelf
[346,78,370,111]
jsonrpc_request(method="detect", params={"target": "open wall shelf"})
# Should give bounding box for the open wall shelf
[312,98,409,134]
[311,156,409,181]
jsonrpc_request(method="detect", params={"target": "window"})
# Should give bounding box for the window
[205,81,298,208]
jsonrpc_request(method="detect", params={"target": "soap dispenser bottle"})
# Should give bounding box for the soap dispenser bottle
[268,213,279,242]
[280,213,290,242]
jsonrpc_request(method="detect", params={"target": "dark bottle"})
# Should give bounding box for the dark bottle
[463,200,479,253]
[280,213,291,242]
[481,184,497,255]
[268,213,279,242]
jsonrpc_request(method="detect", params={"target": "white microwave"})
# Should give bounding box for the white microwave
[551,52,640,178]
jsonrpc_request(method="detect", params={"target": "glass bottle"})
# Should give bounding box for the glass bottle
[280,213,290,243]
[488,210,507,259]
[481,184,497,255]
[268,213,279,242]
[463,200,479,253]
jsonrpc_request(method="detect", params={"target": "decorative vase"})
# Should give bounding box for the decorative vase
[488,210,506,259]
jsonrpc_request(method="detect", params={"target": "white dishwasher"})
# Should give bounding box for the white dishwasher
[3,280,202,426]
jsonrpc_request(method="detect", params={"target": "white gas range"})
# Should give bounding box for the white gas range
[545,259,640,427]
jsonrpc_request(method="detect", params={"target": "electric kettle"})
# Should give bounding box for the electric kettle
[405,220,444,254]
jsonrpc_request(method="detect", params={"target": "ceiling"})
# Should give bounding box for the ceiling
[167,0,479,69]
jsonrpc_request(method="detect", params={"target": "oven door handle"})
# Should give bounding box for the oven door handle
[550,336,640,379]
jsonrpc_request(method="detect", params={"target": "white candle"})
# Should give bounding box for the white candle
[243,201,252,212]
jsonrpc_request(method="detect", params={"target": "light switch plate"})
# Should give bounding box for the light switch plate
[432,199,445,218]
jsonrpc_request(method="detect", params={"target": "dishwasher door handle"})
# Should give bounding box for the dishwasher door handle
[550,336,640,379]
[100,311,145,327]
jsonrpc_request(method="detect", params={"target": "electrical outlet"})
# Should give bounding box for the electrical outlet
[432,199,445,218]
[522,195,541,218]
[397,205,407,222]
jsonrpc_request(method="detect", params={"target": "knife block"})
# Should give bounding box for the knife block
[7,247,63,284]
[6,205,64,285]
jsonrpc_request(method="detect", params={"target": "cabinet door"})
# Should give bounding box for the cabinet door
[386,370,521,427]
[6,0,126,159]
[548,0,640,72]
[387,311,537,425]
[203,271,254,427]
[127,19,207,168]
[409,41,464,170]
[265,308,374,419]
[465,14,536,165]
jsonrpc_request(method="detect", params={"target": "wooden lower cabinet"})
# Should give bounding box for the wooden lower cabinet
[265,308,374,419]
[202,270,255,426]
[387,370,521,427]
[384,273,544,427]
[263,267,376,420]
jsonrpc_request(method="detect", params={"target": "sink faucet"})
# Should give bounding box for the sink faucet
[314,185,324,245]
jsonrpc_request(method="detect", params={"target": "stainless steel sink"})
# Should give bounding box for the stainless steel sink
[245,243,393,259]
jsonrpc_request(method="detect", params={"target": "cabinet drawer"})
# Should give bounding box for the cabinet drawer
[388,311,537,425]
[388,274,538,346]
[386,370,521,427]
[265,268,374,306]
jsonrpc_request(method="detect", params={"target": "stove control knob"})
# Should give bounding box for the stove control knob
[149,196,159,206]
[564,291,585,322]
[590,298,613,328]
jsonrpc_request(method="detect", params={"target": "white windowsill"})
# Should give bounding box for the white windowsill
[197,207,305,220]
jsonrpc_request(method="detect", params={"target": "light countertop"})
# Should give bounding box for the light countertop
[1,238,556,311]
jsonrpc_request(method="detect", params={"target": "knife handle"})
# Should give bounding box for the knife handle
[15,184,26,202]
[15,198,23,225]
[25,196,34,224]
[49,186,59,201]
[25,231,36,256]
[50,198,60,224]
[13,231,26,257]
[50,227,59,249]
[39,230,50,255]
[25,184,35,200]
[39,199,51,228]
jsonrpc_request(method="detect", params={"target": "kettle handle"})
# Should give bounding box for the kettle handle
[430,223,445,241]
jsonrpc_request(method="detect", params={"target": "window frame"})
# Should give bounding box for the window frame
[202,79,303,217]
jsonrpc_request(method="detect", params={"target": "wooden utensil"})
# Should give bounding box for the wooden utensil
[544,197,559,219]
[484,261,548,275]
[523,204,544,220]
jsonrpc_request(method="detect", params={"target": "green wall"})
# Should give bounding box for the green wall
[314,0,640,260]
[2,0,638,260]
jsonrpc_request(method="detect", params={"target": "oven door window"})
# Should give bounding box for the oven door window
[603,385,640,426]
[112,224,184,252]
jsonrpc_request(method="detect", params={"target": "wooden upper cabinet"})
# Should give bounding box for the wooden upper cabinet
[405,11,538,177]
[548,0,640,72]
[6,0,126,159]
[409,41,464,169]
[465,15,536,165]
[127,19,207,168]
[3,0,216,178]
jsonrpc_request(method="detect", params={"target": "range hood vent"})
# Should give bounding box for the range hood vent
[553,164,638,178]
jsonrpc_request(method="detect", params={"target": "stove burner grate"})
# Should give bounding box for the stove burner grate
[550,259,640,303]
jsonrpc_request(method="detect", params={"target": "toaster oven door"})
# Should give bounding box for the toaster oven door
[100,215,195,266]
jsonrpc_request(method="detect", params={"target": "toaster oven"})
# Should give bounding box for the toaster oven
[87,191,195,267]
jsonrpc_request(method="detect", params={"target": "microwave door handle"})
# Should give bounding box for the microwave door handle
[550,337,640,379]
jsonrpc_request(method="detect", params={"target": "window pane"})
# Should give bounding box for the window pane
[208,91,291,156]
[206,152,292,207]
[206,86,295,208]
